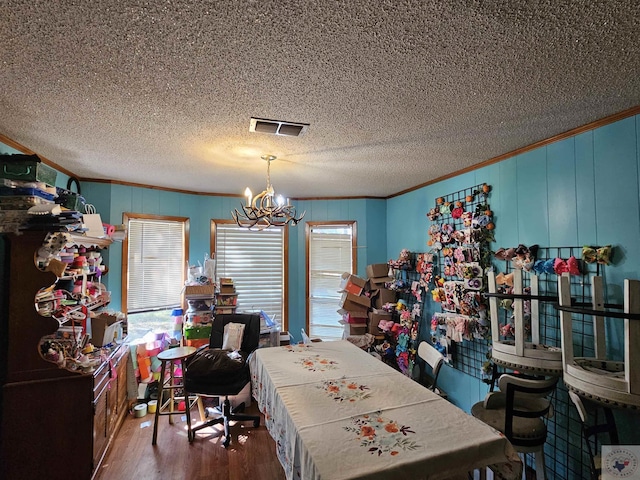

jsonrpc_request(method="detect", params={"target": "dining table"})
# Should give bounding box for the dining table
[250,340,521,480]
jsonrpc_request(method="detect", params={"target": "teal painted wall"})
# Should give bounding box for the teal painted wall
[386,114,640,463]
[0,145,21,155]
[78,185,387,341]
[288,198,387,342]
[387,115,640,411]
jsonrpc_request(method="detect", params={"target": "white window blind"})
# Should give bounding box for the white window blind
[127,218,186,313]
[309,225,353,340]
[215,224,284,322]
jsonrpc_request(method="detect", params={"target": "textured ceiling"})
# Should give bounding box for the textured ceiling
[1,1,639,199]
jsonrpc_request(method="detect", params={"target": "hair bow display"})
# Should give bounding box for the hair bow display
[495,271,514,287]
[427,208,440,221]
[494,247,516,261]
[378,319,395,332]
[532,258,556,275]
[553,256,581,275]
[582,245,612,265]
[431,287,446,302]
[512,244,538,271]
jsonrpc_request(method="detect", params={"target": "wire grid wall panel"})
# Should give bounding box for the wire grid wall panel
[394,257,426,367]
[428,183,494,377]
[450,337,492,377]
[423,185,614,477]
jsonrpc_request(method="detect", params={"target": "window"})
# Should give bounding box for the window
[211,221,286,327]
[122,213,189,339]
[306,222,356,341]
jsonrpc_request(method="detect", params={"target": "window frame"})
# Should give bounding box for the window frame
[305,221,357,336]
[210,219,289,330]
[121,212,190,315]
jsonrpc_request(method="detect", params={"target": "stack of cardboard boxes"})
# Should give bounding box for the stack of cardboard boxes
[366,264,396,336]
[216,278,237,314]
[337,264,397,338]
[337,272,370,335]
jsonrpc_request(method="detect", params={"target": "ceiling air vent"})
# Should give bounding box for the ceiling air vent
[249,117,309,137]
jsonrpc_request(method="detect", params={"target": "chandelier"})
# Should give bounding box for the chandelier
[232,154,305,230]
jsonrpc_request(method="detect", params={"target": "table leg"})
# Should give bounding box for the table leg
[152,359,168,445]
[168,359,175,425]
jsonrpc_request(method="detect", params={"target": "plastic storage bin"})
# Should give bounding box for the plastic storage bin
[0,154,58,186]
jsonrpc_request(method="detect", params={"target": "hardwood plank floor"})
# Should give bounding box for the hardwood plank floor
[95,402,286,480]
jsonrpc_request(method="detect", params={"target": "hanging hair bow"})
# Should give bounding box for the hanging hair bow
[582,245,613,265]
[439,203,451,215]
[495,271,514,287]
[427,208,440,221]
[532,260,546,275]
[494,247,516,261]
[533,258,556,275]
[512,244,539,271]
[553,256,581,275]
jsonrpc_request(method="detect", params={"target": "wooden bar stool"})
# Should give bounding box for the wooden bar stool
[151,346,198,445]
[486,269,563,376]
[557,275,640,409]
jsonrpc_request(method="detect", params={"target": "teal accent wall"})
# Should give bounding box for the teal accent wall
[0,145,21,155]
[287,198,387,342]
[386,115,640,446]
[78,185,388,342]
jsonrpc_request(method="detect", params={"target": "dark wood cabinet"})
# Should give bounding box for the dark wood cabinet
[92,345,129,475]
[0,232,128,480]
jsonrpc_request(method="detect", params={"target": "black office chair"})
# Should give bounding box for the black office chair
[184,313,261,447]
[471,373,558,480]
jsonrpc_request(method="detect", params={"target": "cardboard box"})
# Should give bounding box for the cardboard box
[338,310,369,323]
[339,309,369,324]
[337,308,368,318]
[216,294,238,306]
[340,320,367,336]
[216,307,236,315]
[184,284,215,297]
[369,276,393,288]
[367,324,383,335]
[372,288,397,309]
[368,311,393,335]
[91,313,122,347]
[366,263,390,279]
[338,273,366,296]
[339,291,371,311]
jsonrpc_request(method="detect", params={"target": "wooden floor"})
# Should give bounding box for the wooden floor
[95,401,286,480]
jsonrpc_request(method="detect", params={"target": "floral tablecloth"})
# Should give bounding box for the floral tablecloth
[250,340,521,480]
